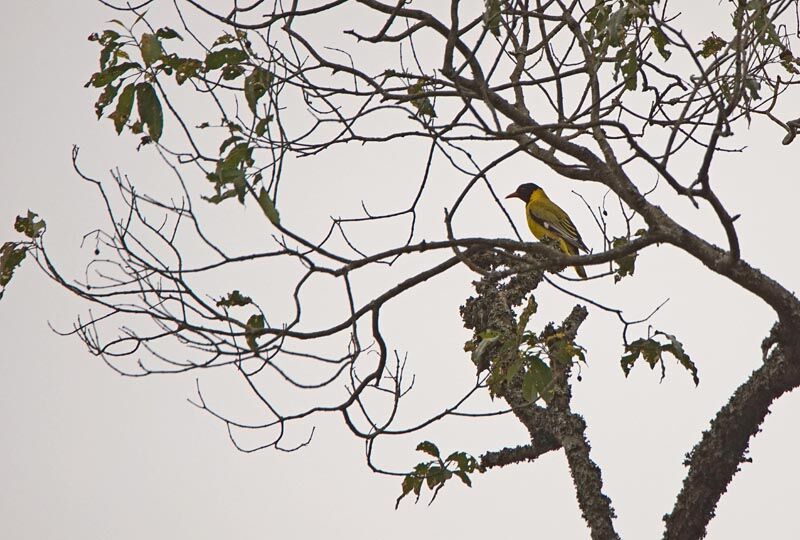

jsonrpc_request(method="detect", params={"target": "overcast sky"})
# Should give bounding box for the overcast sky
[2,2,800,539]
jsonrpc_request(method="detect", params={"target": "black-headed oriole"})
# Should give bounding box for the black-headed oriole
[506,183,588,278]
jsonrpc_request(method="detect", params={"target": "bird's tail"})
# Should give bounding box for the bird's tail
[563,241,587,279]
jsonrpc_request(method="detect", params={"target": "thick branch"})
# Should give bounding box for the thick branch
[480,441,561,469]
[461,256,618,539]
[663,329,800,539]
[556,412,619,540]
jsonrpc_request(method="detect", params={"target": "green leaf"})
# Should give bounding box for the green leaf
[446,451,479,474]
[611,235,638,283]
[109,83,135,134]
[221,64,246,81]
[622,337,663,379]
[779,49,800,74]
[641,338,663,366]
[744,77,761,101]
[156,27,182,40]
[135,82,163,142]
[549,338,577,365]
[99,41,120,71]
[162,56,203,85]
[400,474,418,497]
[255,116,272,137]
[86,61,140,88]
[412,462,430,477]
[212,33,237,47]
[699,34,726,58]
[504,356,523,383]
[445,451,466,469]
[396,474,423,509]
[129,9,148,30]
[471,329,500,368]
[606,5,629,47]
[649,26,672,60]
[206,156,248,204]
[202,188,238,205]
[245,314,265,352]
[219,135,244,155]
[620,351,639,377]
[0,242,28,296]
[408,80,437,117]
[223,143,253,169]
[529,355,554,403]
[416,441,440,458]
[521,368,539,403]
[216,290,253,308]
[621,46,638,91]
[94,82,119,118]
[425,466,451,489]
[244,67,273,113]
[90,29,120,45]
[484,0,501,37]
[229,170,247,203]
[14,211,46,239]
[92,30,122,71]
[585,2,610,46]
[222,144,249,167]
[140,33,164,66]
[257,188,281,226]
[454,471,472,487]
[656,331,699,386]
[205,47,247,70]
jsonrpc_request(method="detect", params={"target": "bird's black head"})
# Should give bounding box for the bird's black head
[505,182,540,202]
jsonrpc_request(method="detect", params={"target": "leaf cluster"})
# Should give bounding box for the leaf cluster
[621,330,699,385]
[585,0,670,90]
[87,22,274,147]
[1,211,46,300]
[610,229,646,283]
[396,441,481,509]
[469,296,586,403]
[87,21,281,222]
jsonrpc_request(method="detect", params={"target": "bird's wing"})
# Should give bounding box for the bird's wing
[528,203,588,252]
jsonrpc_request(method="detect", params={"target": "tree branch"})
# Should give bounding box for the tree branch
[480,441,561,469]
[663,325,800,539]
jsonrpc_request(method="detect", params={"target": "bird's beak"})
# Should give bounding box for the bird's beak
[505,190,518,200]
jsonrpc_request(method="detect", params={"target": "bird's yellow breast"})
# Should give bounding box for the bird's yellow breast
[525,189,574,255]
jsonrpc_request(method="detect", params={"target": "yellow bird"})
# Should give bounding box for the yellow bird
[506,183,588,278]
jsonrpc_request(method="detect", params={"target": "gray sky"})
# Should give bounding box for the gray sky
[2,2,799,539]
